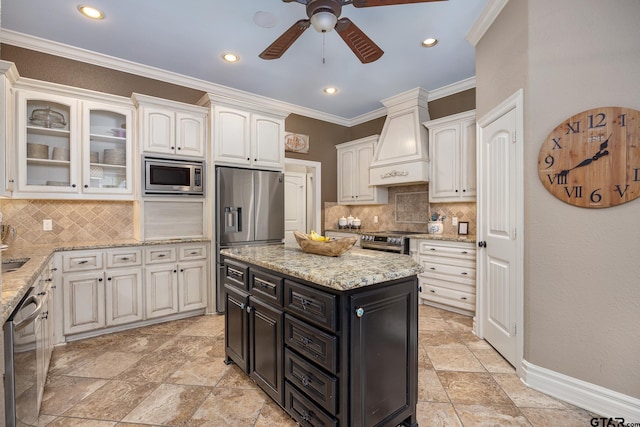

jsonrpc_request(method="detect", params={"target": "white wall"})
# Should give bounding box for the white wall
[478,0,640,399]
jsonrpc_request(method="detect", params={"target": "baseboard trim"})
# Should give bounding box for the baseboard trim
[521,360,640,422]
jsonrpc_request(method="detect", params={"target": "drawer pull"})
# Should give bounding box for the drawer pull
[300,297,312,310]
[355,307,365,318]
[255,278,274,289]
[300,374,310,387]
[461,297,467,300]
[461,272,468,275]
[119,257,130,261]
[461,251,468,254]
[430,289,436,293]
[189,251,199,255]
[299,337,312,347]
[77,260,89,265]
[430,267,436,270]
[430,248,436,251]
[228,267,243,280]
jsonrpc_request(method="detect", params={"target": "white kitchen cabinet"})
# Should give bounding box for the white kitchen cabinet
[212,105,285,170]
[62,271,106,335]
[336,135,388,205]
[144,243,208,318]
[417,239,476,315]
[0,61,18,197]
[134,93,207,158]
[13,86,134,200]
[424,110,476,202]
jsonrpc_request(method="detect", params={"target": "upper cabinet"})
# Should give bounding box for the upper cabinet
[199,94,288,170]
[133,93,207,158]
[424,110,476,202]
[336,135,388,205]
[13,86,134,200]
[0,61,18,197]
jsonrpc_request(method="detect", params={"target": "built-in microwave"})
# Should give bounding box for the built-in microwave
[143,156,204,196]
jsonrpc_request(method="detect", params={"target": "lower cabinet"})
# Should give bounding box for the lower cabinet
[223,256,418,427]
[417,239,476,315]
[59,242,209,339]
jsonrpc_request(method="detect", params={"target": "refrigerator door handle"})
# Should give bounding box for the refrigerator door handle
[224,207,242,233]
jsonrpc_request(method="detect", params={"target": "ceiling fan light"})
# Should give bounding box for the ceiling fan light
[310,11,337,33]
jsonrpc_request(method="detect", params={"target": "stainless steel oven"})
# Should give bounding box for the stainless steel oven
[143,156,204,196]
[360,231,420,254]
[4,288,44,426]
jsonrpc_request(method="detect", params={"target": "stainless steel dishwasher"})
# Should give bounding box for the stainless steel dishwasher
[4,288,44,426]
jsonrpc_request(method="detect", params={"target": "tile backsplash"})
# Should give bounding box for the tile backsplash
[0,200,134,248]
[324,184,476,235]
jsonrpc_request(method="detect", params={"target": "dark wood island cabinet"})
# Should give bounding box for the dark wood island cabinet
[220,245,423,427]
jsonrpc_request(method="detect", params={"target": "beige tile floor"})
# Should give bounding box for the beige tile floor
[35,305,599,426]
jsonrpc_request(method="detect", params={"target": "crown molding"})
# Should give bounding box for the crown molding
[0,29,476,127]
[428,76,476,101]
[466,0,510,47]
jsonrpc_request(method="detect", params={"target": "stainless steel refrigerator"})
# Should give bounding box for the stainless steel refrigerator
[215,166,284,312]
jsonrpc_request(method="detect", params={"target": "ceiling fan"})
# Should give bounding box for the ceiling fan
[259,0,446,64]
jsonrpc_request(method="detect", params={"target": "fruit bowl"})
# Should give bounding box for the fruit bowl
[293,231,357,257]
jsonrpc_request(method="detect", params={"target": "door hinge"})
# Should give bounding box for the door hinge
[513,323,517,336]
[512,228,517,239]
[512,131,516,143]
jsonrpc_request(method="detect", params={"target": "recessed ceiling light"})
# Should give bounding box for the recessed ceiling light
[323,87,338,95]
[422,38,438,48]
[78,5,104,20]
[223,53,239,63]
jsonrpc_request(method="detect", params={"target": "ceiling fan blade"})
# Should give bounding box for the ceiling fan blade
[352,0,446,7]
[335,18,384,64]
[259,19,311,60]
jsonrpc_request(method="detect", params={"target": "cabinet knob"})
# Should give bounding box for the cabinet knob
[455,189,459,192]
[84,184,88,188]
[107,277,112,281]
[355,307,365,318]
[246,305,253,313]
[171,146,175,150]
[72,184,77,188]
[239,303,246,310]
[247,157,250,161]
[463,189,467,192]
[180,268,184,272]
[173,269,177,273]
[478,241,487,248]
[177,147,181,150]
[98,277,103,282]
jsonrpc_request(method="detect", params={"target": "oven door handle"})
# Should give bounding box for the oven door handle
[14,295,44,331]
[360,243,402,252]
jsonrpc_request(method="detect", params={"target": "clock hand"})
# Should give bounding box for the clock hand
[558,134,612,177]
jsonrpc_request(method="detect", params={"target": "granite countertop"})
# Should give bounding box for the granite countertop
[1,238,210,325]
[220,244,424,291]
[325,229,476,243]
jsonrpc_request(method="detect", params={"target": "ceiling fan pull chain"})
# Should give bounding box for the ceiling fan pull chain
[322,33,326,64]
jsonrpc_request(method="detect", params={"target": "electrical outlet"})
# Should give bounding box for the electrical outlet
[43,219,53,231]
[373,216,379,224]
[452,216,458,226]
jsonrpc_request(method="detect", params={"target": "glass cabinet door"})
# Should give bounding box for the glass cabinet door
[17,90,78,193]
[82,101,132,195]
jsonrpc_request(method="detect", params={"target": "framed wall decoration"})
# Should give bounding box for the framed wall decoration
[458,221,469,235]
[284,133,310,153]
[537,106,640,208]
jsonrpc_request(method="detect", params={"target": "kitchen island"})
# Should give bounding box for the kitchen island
[220,245,423,427]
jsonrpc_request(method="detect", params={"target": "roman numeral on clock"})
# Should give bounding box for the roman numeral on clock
[564,186,583,198]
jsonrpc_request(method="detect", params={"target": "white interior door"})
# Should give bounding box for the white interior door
[477,93,523,368]
[284,171,307,245]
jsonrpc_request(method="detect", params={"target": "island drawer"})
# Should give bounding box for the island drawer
[223,258,249,291]
[284,382,337,427]
[284,280,337,331]
[285,315,337,374]
[284,348,337,415]
[250,269,283,306]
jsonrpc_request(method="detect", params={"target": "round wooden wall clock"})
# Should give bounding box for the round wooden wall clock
[537,106,640,208]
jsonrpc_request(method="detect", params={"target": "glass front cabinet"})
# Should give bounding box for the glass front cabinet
[15,88,134,199]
